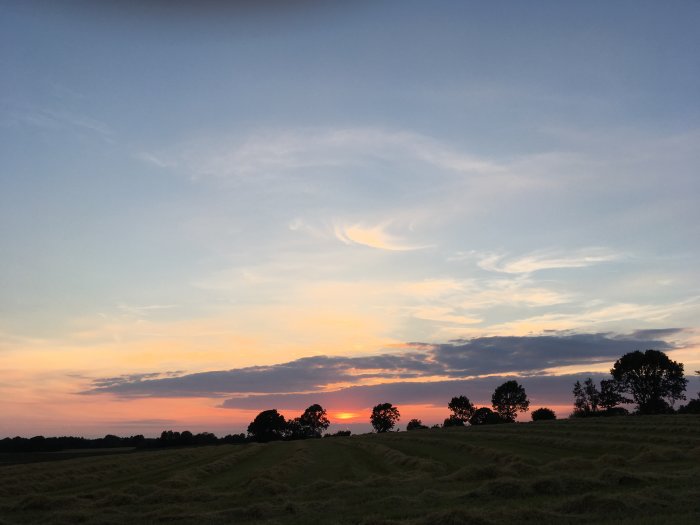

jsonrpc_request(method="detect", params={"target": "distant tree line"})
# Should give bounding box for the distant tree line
[0,431,249,454]
[3,350,698,454]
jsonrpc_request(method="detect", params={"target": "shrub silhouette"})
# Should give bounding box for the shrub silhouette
[406,419,428,431]
[611,350,687,414]
[492,380,530,422]
[531,408,556,421]
[370,403,400,433]
[678,399,700,414]
[442,415,465,427]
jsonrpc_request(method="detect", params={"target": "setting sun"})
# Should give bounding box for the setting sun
[334,412,358,421]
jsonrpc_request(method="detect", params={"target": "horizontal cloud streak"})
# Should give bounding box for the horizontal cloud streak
[478,248,621,274]
[83,331,679,399]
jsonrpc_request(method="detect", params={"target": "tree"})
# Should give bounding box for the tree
[447,395,476,425]
[247,409,288,442]
[531,408,556,421]
[573,378,601,416]
[492,380,530,422]
[370,403,400,433]
[599,379,626,411]
[406,419,428,431]
[610,350,688,414]
[443,415,465,427]
[298,404,330,438]
[469,407,503,425]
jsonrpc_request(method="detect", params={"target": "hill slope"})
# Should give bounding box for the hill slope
[1,415,699,524]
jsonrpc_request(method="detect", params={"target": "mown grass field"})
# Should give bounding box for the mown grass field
[1,415,699,524]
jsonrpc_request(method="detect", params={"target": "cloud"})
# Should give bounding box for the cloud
[478,248,621,274]
[5,107,113,141]
[83,331,678,399]
[140,127,503,184]
[333,222,430,251]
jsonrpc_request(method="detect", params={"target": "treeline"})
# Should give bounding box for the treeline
[0,431,250,454]
[3,349,698,453]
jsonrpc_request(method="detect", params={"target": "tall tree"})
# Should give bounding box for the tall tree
[247,409,288,442]
[491,380,530,422]
[610,350,688,414]
[298,404,330,438]
[447,395,476,425]
[370,403,400,433]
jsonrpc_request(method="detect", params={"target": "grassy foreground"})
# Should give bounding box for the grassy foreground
[1,415,699,524]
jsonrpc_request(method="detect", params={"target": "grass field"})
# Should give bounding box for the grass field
[1,415,699,524]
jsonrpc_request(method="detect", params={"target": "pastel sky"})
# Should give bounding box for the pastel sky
[1,1,699,437]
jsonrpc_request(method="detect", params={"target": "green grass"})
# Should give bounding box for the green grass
[1,415,699,524]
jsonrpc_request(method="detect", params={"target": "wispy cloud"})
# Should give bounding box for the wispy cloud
[478,248,621,274]
[138,127,504,183]
[333,221,430,251]
[5,107,113,141]
[117,303,178,317]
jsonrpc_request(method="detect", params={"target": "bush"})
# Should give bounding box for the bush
[531,408,556,421]
[678,398,700,414]
[406,419,428,431]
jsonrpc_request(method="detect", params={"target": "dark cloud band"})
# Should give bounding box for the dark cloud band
[82,331,679,399]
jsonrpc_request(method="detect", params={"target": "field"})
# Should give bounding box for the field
[1,416,699,524]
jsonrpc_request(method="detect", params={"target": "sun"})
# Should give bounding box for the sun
[334,412,358,421]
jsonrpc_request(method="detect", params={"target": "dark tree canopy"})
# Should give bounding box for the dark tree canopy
[469,407,503,425]
[298,404,330,438]
[443,415,465,427]
[447,395,476,424]
[406,418,428,431]
[598,379,626,411]
[492,380,530,422]
[370,403,400,433]
[247,409,288,442]
[531,408,556,421]
[611,350,687,414]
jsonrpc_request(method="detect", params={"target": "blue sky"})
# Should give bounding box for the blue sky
[1,1,699,435]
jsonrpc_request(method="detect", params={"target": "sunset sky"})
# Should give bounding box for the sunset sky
[1,1,699,437]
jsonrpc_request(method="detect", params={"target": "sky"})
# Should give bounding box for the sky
[1,0,699,437]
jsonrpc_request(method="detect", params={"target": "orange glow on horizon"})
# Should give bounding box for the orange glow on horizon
[333,412,358,420]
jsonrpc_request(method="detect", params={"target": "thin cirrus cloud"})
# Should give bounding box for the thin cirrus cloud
[478,248,622,274]
[82,331,679,399]
[139,127,503,183]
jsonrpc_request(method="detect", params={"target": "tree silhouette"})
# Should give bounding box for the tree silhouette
[447,395,475,425]
[247,409,288,442]
[598,379,625,411]
[611,350,687,414]
[573,378,600,415]
[531,408,556,421]
[406,418,428,431]
[492,380,530,422]
[370,403,400,433]
[469,407,503,425]
[299,404,330,438]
